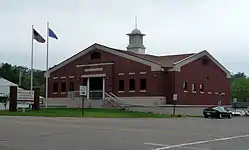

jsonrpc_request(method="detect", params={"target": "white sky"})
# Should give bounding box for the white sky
[1,0,249,74]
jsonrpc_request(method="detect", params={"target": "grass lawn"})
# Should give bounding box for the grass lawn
[0,108,176,118]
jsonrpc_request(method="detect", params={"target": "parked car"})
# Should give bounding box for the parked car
[232,110,246,116]
[203,106,233,119]
[246,110,249,116]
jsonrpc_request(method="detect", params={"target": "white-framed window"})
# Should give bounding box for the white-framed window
[118,80,124,92]
[192,83,196,93]
[200,83,204,93]
[183,82,188,92]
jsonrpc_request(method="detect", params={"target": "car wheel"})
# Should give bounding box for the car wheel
[219,113,222,119]
[204,115,208,118]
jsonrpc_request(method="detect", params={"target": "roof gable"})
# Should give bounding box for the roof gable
[0,77,18,86]
[46,43,162,76]
[169,50,231,78]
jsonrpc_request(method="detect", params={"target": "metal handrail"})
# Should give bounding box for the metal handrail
[104,92,124,109]
[109,92,122,101]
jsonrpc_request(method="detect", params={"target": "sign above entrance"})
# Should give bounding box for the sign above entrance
[84,68,103,72]
[80,86,87,96]
[17,90,34,101]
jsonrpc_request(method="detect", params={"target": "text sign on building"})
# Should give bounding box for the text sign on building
[17,90,34,101]
[84,68,103,72]
[173,94,177,101]
[80,86,87,96]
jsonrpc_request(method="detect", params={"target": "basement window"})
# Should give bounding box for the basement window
[192,83,196,93]
[69,82,74,91]
[53,82,58,93]
[118,80,124,92]
[140,78,147,91]
[61,82,66,93]
[129,79,135,91]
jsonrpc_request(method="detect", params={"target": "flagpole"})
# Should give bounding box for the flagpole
[45,21,49,108]
[31,25,34,90]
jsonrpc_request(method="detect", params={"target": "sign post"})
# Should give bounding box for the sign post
[80,85,87,116]
[233,98,237,112]
[172,93,177,116]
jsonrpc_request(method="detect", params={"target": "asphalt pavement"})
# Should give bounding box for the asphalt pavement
[0,116,248,150]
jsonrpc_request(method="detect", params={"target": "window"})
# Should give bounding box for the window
[192,83,196,92]
[118,80,124,91]
[200,84,204,92]
[129,79,135,91]
[140,79,147,91]
[202,58,209,66]
[61,82,66,93]
[53,82,58,93]
[183,82,188,91]
[69,82,74,91]
[90,52,101,60]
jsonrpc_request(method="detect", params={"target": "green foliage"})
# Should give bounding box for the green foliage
[231,72,249,102]
[0,63,45,96]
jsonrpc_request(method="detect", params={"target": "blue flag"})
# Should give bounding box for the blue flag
[49,28,58,39]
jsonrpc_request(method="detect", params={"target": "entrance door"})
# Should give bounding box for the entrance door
[89,77,103,99]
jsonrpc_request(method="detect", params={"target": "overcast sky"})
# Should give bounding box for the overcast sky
[1,0,249,74]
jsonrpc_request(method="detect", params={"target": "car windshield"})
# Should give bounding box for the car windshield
[213,107,227,112]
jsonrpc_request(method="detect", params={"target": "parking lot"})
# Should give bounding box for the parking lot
[0,116,248,150]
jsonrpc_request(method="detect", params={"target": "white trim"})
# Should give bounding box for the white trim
[169,50,231,78]
[214,92,219,95]
[52,92,58,94]
[81,74,106,78]
[140,90,146,93]
[200,91,204,94]
[129,72,135,75]
[192,91,197,94]
[118,73,124,76]
[61,92,66,95]
[61,76,66,79]
[47,44,162,76]
[129,90,135,93]
[140,72,147,74]
[69,76,75,78]
[184,90,188,93]
[76,62,114,68]
[208,92,212,94]
[53,77,58,79]
[118,91,124,93]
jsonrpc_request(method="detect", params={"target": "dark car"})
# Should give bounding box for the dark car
[203,106,233,119]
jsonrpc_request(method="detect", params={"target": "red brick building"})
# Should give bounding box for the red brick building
[45,28,231,106]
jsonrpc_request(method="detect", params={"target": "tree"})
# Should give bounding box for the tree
[231,77,249,102]
[0,63,44,96]
[230,72,247,83]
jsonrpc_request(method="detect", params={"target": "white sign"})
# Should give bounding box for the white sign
[17,90,34,101]
[173,94,177,101]
[233,98,237,103]
[80,86,87,96]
